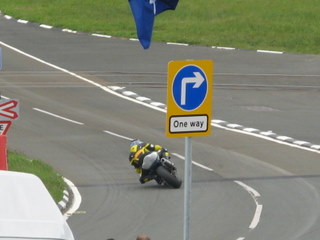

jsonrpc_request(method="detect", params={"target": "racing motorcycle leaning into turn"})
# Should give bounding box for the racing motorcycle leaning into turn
[141,151,182,189]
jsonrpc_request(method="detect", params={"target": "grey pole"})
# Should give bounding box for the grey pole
[183,136,192,240]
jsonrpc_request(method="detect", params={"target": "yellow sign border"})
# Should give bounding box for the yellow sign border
[166,60,214,137]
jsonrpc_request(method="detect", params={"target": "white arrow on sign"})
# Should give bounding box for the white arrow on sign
[0,100,19,119]
[181,72,204,105]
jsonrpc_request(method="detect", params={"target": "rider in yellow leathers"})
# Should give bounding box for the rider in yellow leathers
[129,139,170,183]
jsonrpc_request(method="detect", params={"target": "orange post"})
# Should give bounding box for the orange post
[0,135,8,170]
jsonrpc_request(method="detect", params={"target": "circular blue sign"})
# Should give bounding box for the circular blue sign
[172,65,208,111]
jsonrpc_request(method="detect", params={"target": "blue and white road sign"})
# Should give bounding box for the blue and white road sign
[172,65,208,111]
[167,60,214,137]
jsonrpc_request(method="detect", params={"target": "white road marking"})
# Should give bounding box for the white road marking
[63,177,82,219]
[212,122,320,154]
[17,19,28,24]
[103,130,133,141]
[166,42,189,46]
[33,108,84,125]
[172,153,214,171]
[102,130,214,172]
[216,46,236,50]
[257,49,283,54]
[1,41,263,233]
[234,181,263,230]
[0,41,166,114]
[62,29,77,34]
[91,33,112,38]
[40,24,53,29]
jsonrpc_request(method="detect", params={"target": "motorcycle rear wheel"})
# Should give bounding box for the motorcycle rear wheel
[156,166,182,189]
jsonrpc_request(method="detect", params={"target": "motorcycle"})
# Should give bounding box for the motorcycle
[142,151,182,189]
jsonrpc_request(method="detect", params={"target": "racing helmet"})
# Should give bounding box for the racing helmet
[130,139,143,148]
[130,144,141,153]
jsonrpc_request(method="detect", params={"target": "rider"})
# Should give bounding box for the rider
[129,139,170,183]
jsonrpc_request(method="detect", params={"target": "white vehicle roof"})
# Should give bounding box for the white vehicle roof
[0,170,74,240]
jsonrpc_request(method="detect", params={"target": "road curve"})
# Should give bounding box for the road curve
[1,14,320,240]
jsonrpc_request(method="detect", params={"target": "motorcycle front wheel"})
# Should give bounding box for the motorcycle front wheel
[156,166,182,189]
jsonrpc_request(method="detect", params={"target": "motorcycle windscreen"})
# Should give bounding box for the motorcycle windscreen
[142,152,159,170]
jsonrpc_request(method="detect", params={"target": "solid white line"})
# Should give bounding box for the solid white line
[2,39,318,157]
[63,177,82,219]
[212,123,320,154]
[249,204,263,229]
[215,72,320,77]
[103,130,133,141]
[0,40,265,233]
[234,181,263,230]
[235,180,260,197]
[0,41,166,114]
[33,108,84,125]
[172,153,214,171]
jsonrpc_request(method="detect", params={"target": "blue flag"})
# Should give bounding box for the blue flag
[129,0,179,49]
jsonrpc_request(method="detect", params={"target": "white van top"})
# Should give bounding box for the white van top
[0,170,74,240]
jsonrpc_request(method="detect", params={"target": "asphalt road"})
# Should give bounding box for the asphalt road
[1,14,320,240]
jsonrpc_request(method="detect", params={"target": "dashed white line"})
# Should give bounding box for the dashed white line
[1,40,263,237]
[166,42,189,46]
[40,24,53,29]
[17,19,28,24]
[257,49,283,54]
[62,29,77,34]
[91,33,112,38]
[103,130,133,141]
[216,46,236,50]
[172,153,214,171]
[33,108,84,125]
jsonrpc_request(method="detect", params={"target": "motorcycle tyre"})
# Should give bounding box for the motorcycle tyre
[156,166,182,189]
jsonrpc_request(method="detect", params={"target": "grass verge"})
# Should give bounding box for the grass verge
[0,0,319,54]
[8,151,66,203]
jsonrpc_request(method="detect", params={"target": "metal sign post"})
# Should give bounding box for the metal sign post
[166,60,214,240]
[183,137,192,240]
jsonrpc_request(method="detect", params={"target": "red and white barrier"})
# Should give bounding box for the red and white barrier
[0,135,8,170]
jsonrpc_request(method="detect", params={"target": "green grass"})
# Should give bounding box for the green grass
[0,0,319,54]
[8,151,66,203]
